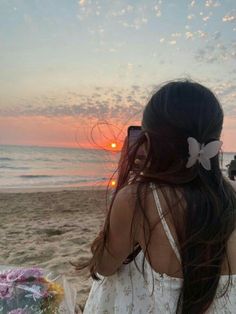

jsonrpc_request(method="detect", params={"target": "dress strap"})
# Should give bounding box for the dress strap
[150,183,181,263]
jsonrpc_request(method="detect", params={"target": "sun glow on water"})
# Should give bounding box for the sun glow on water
[111,180,116,187]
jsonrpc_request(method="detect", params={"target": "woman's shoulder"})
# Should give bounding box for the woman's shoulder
[110,183,140,219]
[114,182,154,205]
[112,183,140,217]
[112,182,153,223]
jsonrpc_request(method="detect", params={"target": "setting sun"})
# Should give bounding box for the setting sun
[111,142,117,149]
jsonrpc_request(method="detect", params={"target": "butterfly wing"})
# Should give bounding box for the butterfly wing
[202,141,223,159]
[186,137,200,168]
[199,155,211,170]
[187,137,200,157]
[199,140,222,170]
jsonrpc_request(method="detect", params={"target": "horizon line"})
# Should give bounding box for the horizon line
[0,142,235,154]
[0,142,122,153]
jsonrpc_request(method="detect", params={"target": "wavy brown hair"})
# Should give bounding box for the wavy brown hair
[74,80,236,314]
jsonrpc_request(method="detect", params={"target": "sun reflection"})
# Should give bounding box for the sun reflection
[111,180,116,187]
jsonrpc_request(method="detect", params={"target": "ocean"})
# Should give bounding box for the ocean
[0,144,119,190]
[0,144,235,190]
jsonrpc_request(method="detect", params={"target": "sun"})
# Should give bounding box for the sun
[111,142,117,149]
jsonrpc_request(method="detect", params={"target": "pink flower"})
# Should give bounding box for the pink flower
[0,274,7,283]
[19,268,44,280]
[5,269,24,282]
[6,268,44,282]
[8,308,27,314]
[0,282,13,299]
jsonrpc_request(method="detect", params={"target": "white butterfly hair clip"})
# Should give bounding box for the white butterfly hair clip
[186,137,223,171]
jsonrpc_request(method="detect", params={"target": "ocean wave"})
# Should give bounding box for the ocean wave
[0,176,108,188]
[17,175,107,182]
[54,176,107,183]
[0,165,29,169]
[81,159,113,163]
[0,157,13,161]
[34,158,53,162]
[20,175,53,179]
[51,158,110,163]
[52,177,108,185]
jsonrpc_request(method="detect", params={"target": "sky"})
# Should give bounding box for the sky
[0,0,235,151]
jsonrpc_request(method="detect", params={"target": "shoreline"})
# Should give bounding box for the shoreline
[0,185,109,194]
[0,177,235,194]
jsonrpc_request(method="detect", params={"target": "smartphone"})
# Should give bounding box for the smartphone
[128,126,142,149]
[127,126,145,171]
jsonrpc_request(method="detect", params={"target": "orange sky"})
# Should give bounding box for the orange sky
[1,1,236,154]
[0,116,127,151]
[0,115,235,152]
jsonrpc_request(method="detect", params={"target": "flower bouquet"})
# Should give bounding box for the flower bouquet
[0,266,76,314]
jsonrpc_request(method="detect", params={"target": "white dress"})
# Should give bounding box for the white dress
[84,183,236,313]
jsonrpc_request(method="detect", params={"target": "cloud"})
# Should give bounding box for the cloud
[0,86,149,121]
[131,85,141,92]
[110,8,129,17]
[212,82,236,116]
[185,31,194,39]
[195,40,236,63]
[187,14,195,20]
[171,32,182,38]
[202,15,210,22]
[205,0,220,8]
[196,30,208,38]
[107,4,134,18]
[2,79,235,122]
[79,0,86,5]
[77,2,152,32]
[222,11,236,22]
[119,17,148,30]
[154,4,161,17]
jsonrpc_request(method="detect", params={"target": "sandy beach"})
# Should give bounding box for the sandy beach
[0,179,235,312]
[0,188,108,312]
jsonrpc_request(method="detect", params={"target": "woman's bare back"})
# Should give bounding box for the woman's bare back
[136,183,236,278]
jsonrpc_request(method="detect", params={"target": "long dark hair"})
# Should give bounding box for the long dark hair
[76,79,236,314]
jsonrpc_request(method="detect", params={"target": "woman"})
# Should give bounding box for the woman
[83,80,236,313]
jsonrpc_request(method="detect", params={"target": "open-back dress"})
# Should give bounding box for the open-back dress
[84,183,236,313]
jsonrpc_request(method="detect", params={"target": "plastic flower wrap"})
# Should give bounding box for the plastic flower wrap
[0,266,76,314]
